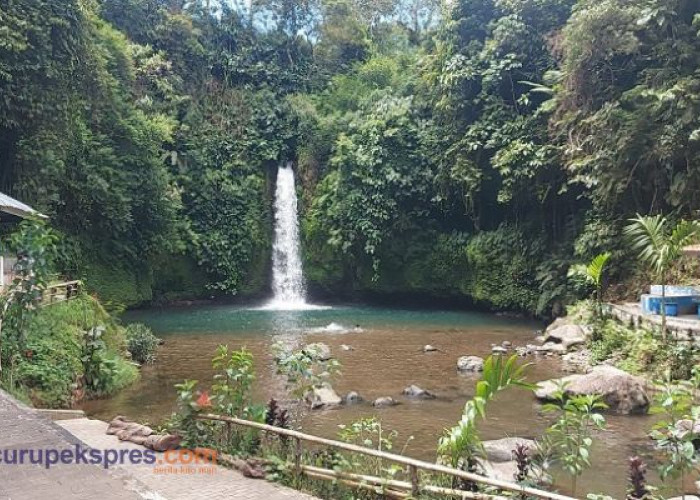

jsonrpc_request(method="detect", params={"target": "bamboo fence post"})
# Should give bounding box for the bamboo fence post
[294,436,302,476]
[410,464,419,497]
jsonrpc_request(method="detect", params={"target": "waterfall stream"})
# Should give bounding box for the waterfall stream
[264,163,313,310]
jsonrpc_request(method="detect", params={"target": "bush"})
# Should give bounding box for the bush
[126,323,159,364]
[2,295,138,407]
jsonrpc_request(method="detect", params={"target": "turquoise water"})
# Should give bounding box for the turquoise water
[123,303,533,336]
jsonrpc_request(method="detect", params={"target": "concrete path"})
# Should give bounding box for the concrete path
[0,390,316,500]
[0,390,145,500]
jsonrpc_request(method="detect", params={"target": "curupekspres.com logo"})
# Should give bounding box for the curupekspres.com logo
[0,445,218,470]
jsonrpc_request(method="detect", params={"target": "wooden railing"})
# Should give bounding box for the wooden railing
[42,280,82,306]
[198,413,577,500]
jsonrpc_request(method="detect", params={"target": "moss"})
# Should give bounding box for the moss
[152,253,209,302]
[83,259,154,310]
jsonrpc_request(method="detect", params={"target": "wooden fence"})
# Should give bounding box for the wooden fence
[42,280,82,305]
[198,413,577,500]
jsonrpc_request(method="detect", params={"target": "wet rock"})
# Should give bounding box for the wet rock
[307,383,342,409]
[423,344,438,352]
[483,437,536,463]
[402,384,436,399]
[373,397,399,408]
[492,346,508,355]
[344,391,363,404]
[544,324,587,350]
[457,356,484,372]
[304,343,332,361]
[562,349,591,373]
[536,342,566,354]
[501,340,512,348]
[667,496,700,500]
[535,366,650,415]
[340,344,354,351]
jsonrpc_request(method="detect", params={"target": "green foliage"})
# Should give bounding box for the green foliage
[125,323,159,365]
[273,343,341,401]
[438,355,531,469]
[536,387,607,495]
[171,346,265,452]
[2,295,137,407]
[650,371,700,491]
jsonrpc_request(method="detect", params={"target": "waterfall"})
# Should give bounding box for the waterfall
[265,163,310,310]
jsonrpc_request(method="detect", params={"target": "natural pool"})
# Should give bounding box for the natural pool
[82,304,659,497]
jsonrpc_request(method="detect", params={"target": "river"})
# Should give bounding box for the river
[82,304,660,497]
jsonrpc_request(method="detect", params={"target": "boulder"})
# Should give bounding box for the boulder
[304,343,332,361]
[544,324,587,349]
[307,383,342,409]
[481,460,519,482]
[423,345,438,352]
[535,366,650,415]
[344,391,363,404]
[457,356,484,372]
[562,350,591,373]
[373,397,398,408]
[482,437,536,463]
[492,346,508,355]
[402,384,436,399]
[501,340,512,348]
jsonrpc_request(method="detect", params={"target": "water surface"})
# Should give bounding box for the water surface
[82,304,659,497]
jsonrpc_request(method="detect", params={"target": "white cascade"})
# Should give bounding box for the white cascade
[264,163,311,310]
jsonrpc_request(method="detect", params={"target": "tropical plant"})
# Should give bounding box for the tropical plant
[649,370,700,499]
[273,342,341,402]
[624,215,700,341]
[568,252,611,316]
[437,355,532,481]
[125,323,160,364]
[535,386,607,496]
[0,220,57,374]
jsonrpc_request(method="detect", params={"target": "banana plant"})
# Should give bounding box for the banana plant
[568,252,611,317]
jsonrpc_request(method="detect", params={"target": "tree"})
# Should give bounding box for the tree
[624,215,700,341]
[0,221,57,374]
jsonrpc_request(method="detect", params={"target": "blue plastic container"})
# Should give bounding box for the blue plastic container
[665,303,679,317]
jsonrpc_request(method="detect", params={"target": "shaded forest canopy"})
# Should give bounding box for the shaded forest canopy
[3,0,700,315]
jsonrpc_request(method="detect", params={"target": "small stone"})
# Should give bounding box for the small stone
[423,344,438,352]
[340,344,354,351]
[306,383,342,409]
[373,397,398,408]
[457,356,484,372]
[402,384,436,399]
[501,340,512,347]
[344,391,363,404]
[492,346,508,355]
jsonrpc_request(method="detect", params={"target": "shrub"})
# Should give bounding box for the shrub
[126,323,159,364]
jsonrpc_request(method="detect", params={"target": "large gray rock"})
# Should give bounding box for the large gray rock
[457,356,484,372]
[373,397,399,408]
[535,366,650,415]
[480,460,518,482]
[304,343,332,361]
[544,324,587,349]
[306,383,342,409]
[482,437,536,463]
[402,384,436,399]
